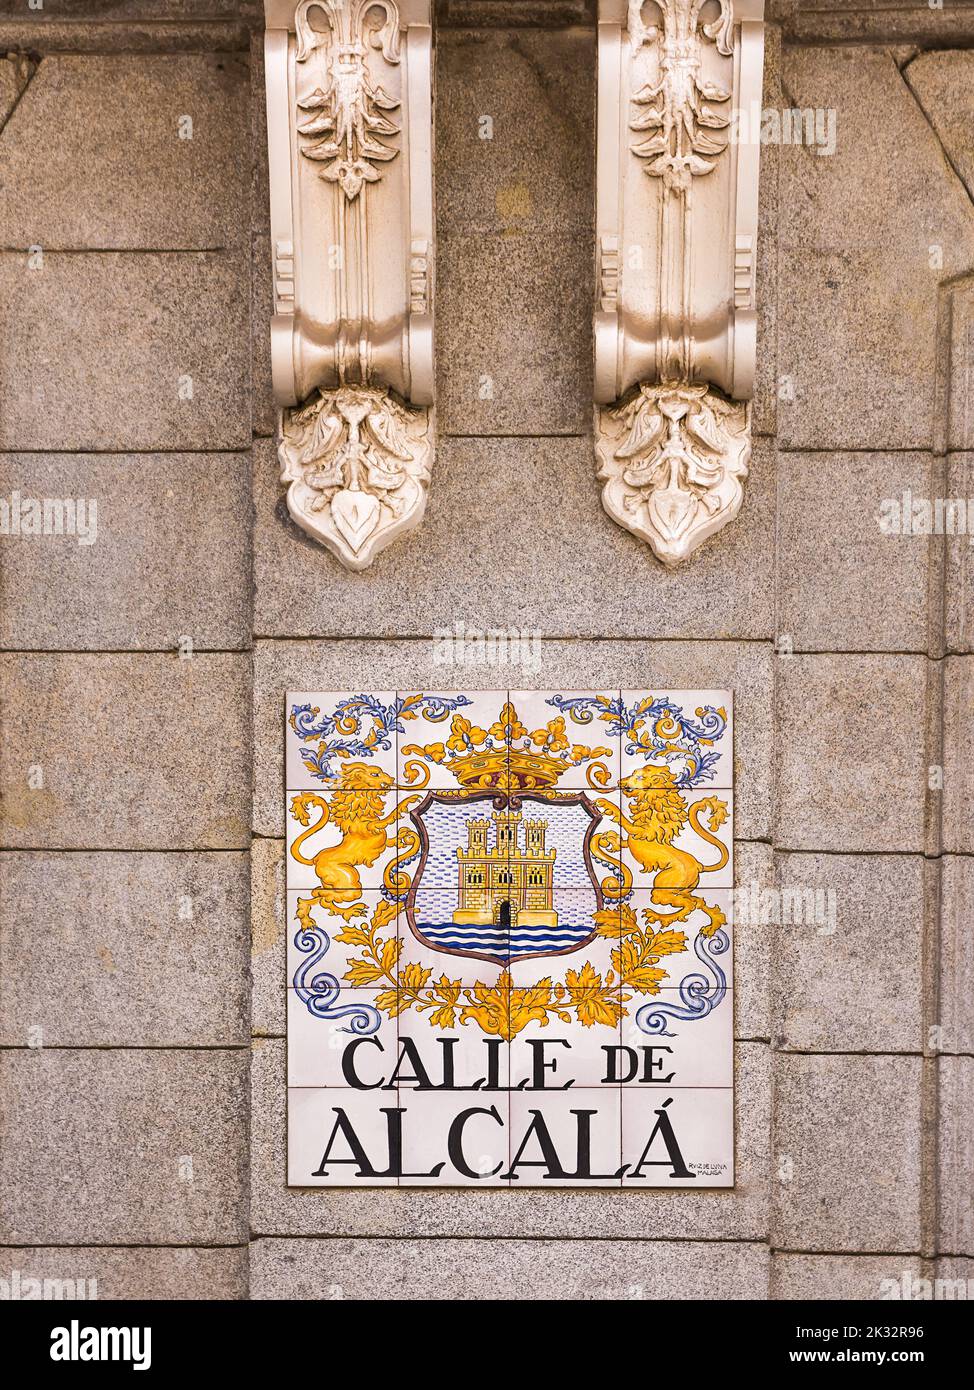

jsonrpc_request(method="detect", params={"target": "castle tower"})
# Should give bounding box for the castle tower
[453,806,557,931]
[466,818,489,853]
[492,809,521,854]
[524,819,547,855]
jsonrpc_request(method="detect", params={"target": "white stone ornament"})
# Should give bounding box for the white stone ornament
[597,381,751,567]
[278,384,432,569]
[264,0,434,569]
[595,0,765,565]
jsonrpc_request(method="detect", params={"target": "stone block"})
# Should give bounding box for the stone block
[434,26,595,435]
[772,1054,922,1253]
[435,28,593,239]
[772,853,924,1052]
[0,653,251,850]
[0,251,250,451]
[776,453,933,653]
[778,48,974,450]
[0,1049,248,1245]
[0,1246,246,1301]
[0,1,260,15]
[775,655,928,853]
[771,1253,930,1301]
[940,857,974,1057]
[436,231,592,436]
[0,53,29,127]
[945,456,974,649]
[906,53,974,206]
[0,452,252,650]
[938,1055,974,1256]
[250,1235,768,1300]
[734,839,772,1043]
[943,657,974,855]
[0,55,248,250]
[252,836,286,1038]
[0,851,249,1046]
[752,21,780,438]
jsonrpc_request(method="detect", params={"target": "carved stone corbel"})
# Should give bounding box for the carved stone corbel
[264,0,434,569]
[594,0,765,566]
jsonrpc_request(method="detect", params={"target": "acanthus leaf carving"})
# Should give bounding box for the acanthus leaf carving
[264,0,434,569]
[595,0,765,565]
[294,0,403,200]
[279,384,431,571]
[596,381,750,567]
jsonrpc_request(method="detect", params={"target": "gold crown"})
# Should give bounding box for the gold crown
[401,700,614,792]
[446,745,570,791]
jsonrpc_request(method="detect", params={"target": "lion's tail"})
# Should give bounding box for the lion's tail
[591,831,633,900]
[688,797,730,875]
[288,792,330,866]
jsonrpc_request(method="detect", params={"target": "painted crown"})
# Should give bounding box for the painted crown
[401,700,614,791]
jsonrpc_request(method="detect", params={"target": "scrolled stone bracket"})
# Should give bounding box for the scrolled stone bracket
[595,0,765,565]
[264,0,435,569]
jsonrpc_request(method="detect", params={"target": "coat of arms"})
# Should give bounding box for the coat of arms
[285,691,732,1039]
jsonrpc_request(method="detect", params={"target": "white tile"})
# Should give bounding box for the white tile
[396,689,508,790]
[400,887,510,988]
[287,988,399,1088]
[621,1087,734,1188]
[286,890,402,993]
[508,689,622,790]
[619,989,734,1088]
[398,1090,510,1187]
[511,789,615,888]
[511,1004,623,1089]
[508,1088,623,1187]
[285,787,403,893]
[504,886,617,988]
[617,790,734,892]
[287,1088,400,1187]
[285,687,736,1189]
[285,690,398,788]
[396,996,510,1084]
[620,688,733,789]
[620,887,734,995]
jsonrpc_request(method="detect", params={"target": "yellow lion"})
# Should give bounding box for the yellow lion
[289,762,420,920]
[595,765,729,936]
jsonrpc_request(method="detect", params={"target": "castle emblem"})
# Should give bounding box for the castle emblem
[454,810,556,931]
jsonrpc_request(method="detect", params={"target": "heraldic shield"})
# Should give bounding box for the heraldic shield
[406,790,605,968]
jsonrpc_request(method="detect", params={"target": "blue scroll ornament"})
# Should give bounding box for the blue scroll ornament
[547,693,727,788]
[634,927,730,1038]
[290,693,472,782]
[292,912,381,1034]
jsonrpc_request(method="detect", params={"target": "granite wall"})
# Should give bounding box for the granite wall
[0,0,972,1300]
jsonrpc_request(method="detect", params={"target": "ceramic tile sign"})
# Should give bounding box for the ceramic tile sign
[285,690,734,1188]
